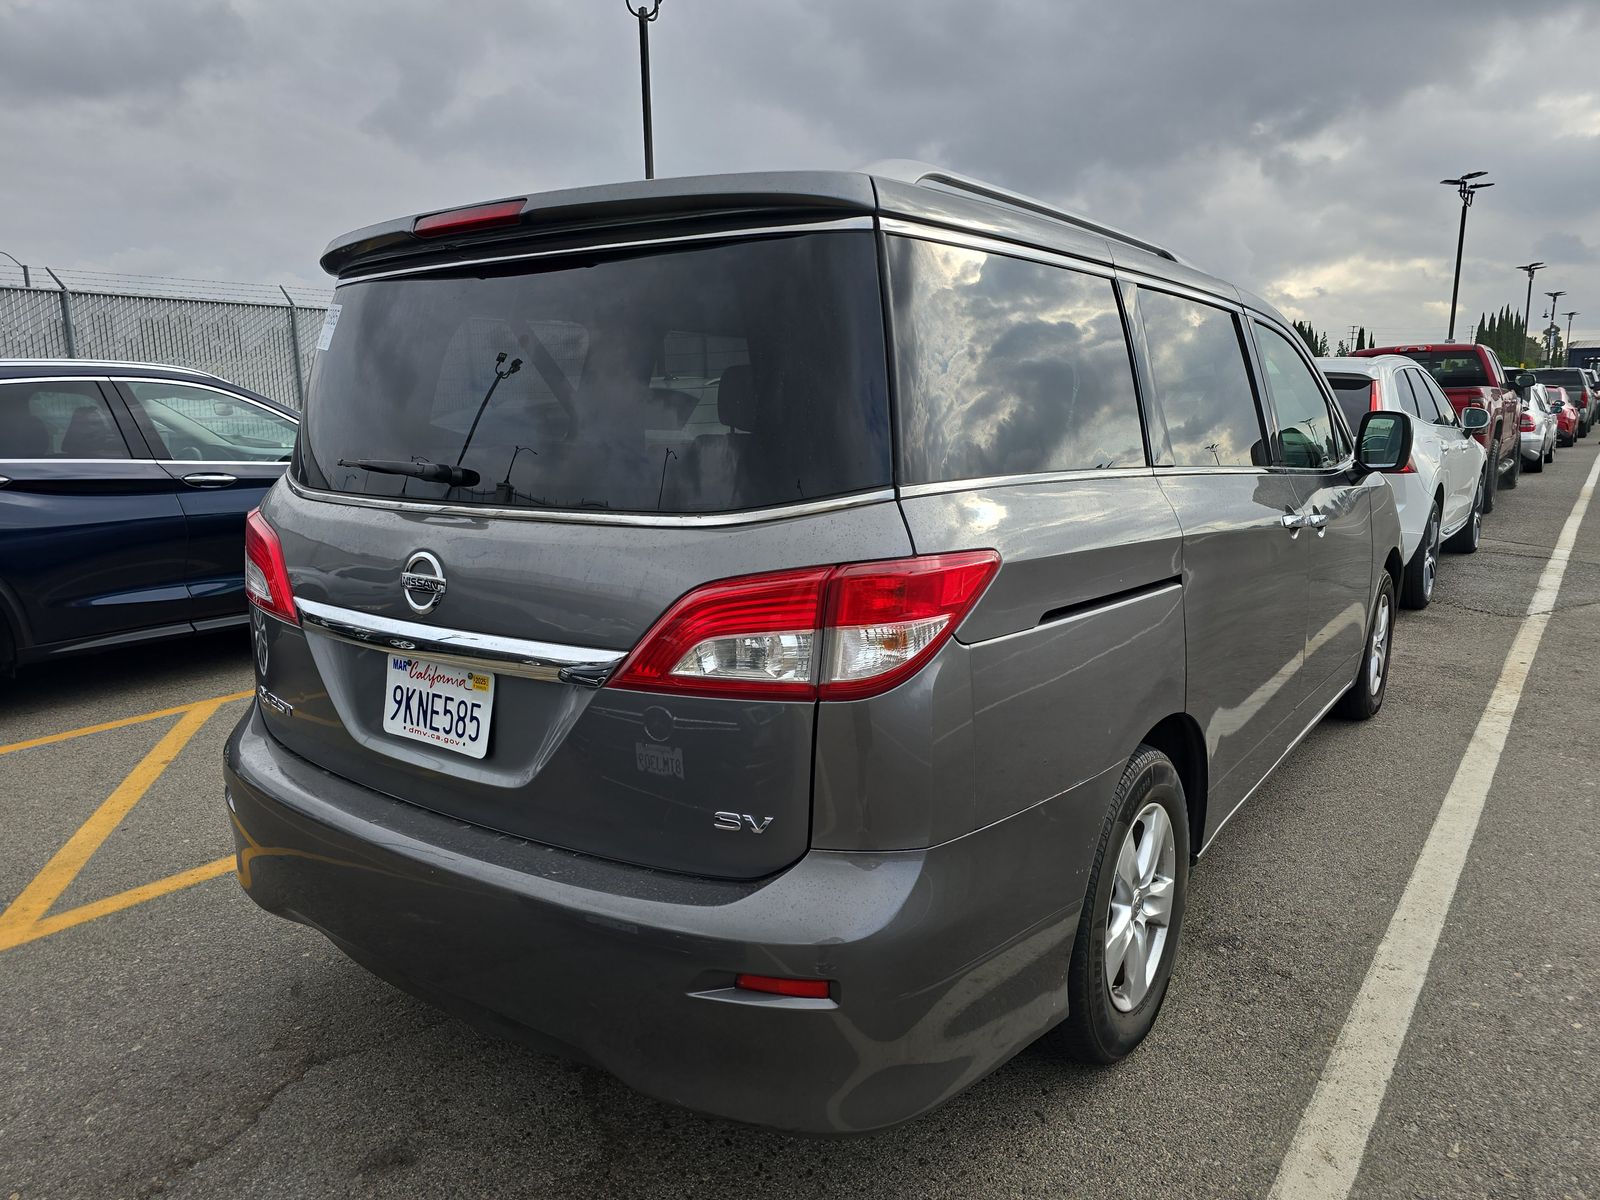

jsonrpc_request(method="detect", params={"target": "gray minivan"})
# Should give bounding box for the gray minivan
[225,163,1408,1134]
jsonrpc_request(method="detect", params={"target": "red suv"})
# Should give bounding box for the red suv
[1355,343,1521,512]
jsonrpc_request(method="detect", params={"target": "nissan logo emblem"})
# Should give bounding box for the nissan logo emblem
[401,550,446,614]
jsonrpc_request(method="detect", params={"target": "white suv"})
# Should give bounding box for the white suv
[1321,355,1489,608]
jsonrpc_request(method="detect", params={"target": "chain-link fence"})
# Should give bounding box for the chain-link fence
[0,266,332,410]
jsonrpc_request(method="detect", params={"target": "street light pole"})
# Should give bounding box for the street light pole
[1563,311,1578,364]
[1441,172,1493,341]
[0,249,29,288]
[1544,291,1566,365]
[1515,261,1545,360]
[625,1,663,180]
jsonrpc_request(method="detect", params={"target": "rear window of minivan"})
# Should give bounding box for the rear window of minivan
[297,231,891,515]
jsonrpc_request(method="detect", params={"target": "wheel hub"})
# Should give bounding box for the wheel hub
[1106,802,1177,1013]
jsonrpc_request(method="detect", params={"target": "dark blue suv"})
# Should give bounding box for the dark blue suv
[0,360,298,672]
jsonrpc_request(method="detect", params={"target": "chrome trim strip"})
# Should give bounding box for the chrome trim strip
[1154,465,1270,476]
[284,474,896,527]
[295,598,625,686]
[879,218,1116,277]
[0,457,159,465]
[1197,685,1347,857]
[159,460,290,469]
[898,466,1153,498]
[0,375,114,386]
[336,217,877,285]
[112,377,300,424]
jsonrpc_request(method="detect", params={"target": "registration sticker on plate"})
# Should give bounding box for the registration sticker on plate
[383,655,495,759]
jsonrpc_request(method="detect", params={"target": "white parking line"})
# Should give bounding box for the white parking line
[1270,448,1600,1200]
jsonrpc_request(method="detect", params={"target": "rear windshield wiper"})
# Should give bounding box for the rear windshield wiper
[338,457,480,487]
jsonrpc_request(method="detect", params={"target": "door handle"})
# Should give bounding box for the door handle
[1302,511,1329,529]
[181,472,237,488]
[1281,513,1305,530]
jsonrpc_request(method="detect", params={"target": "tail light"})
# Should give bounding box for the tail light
[1368,380,1382,410]
[608,551,1002,702]
[1520,411,1537,432]
[244,508,298,625]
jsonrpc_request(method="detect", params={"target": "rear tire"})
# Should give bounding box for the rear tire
[1526,449,1544,473]
[1401,502,1440,609]
[1057,745,1190,1064]
[1545,441,1556,463]
[0,614,13,676]
[1446,473,1483,554]
[1337,573,1395,721]
[1481,447,1498,515]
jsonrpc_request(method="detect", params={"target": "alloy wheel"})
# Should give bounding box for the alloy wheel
[1368,591,1391,696]
[1106,802,1177,1013]
[1422,507,1439,600]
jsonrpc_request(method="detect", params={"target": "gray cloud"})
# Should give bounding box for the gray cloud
[1,0,1598,344]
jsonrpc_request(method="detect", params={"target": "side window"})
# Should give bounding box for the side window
[124,381,297,462]
[1393,371,1425,418]
[1255,323,1342,468]
[1417,371,1458,426]
[0,380,130,459]
[1137,290,1264,467]
[891,238,1147,482]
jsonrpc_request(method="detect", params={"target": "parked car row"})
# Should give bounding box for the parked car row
[0,164,1582,1135]
[1313,344,1596,612]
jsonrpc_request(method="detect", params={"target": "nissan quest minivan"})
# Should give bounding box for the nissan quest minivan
[226,163,1409,1134]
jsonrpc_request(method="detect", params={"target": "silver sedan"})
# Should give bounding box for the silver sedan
[1521,383,1558,472]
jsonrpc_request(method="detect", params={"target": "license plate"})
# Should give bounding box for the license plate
[382,655,495,759]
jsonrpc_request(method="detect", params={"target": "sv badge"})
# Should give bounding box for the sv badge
[714,812,775,834]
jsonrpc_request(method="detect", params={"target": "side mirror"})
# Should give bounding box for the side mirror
[1460,406,1491,432]
[1355,411,1413,474]
[1515,372,1537,390]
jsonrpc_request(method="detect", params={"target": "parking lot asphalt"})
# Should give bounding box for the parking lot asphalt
[3,452,1598,1200]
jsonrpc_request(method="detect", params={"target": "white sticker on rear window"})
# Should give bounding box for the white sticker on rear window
[315,303,342,352]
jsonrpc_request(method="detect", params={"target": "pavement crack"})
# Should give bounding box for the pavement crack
[134,1015,451,1198]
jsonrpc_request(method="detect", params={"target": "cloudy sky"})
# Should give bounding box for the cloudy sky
[3,0,1598,347]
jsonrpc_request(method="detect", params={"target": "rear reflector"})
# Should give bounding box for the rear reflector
[608,551,1001,702]
[244,508,298,625]
[413,199,525,238]
[734,974,831,999]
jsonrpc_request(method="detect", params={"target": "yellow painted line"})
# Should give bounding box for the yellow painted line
[0,699,225,939]
[0,689,253,756]
[0,856,235,953]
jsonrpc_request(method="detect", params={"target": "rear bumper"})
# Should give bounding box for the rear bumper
[223,704,1083,1134]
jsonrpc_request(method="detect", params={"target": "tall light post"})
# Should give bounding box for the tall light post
[625,1,664,180]
[1563,311,1579,364]
[1441,172,1493,341]
[1544,291,1566,365]
[1516,261,1545,359]
[0,249,29,288]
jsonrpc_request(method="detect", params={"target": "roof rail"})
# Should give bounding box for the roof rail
[0,357,213,373]
[862,160,1186,265]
